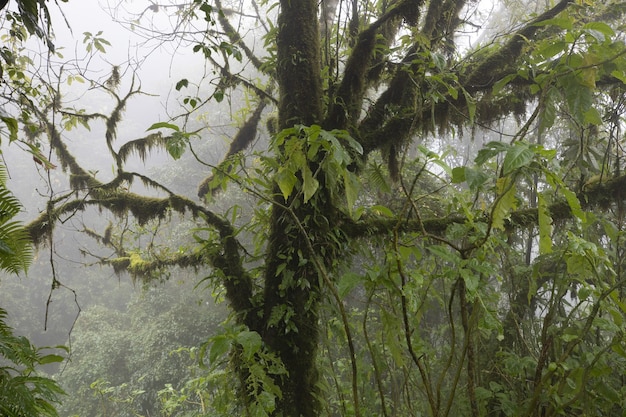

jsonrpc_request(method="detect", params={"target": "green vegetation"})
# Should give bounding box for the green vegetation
[3,0,626,416]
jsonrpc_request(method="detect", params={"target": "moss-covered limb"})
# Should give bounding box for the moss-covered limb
[198,99,268,199]
[342,173,626,239]
[26,188,257,320]
[116,133,169,164]
[103,251,206,281]
[276,0,322,128]
[460,0,573,92]
[323,0,423,130]
[356,0,468,159]
[35,106,102,188]
[105,83,138,170]
[214,0,264,73]
[421,0,466,42]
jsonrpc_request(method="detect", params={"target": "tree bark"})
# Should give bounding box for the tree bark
[262,1,329,416]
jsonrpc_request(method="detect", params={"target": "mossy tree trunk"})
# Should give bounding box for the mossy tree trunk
[261,1,328,416]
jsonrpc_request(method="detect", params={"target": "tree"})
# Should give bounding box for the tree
[3,0,626,416]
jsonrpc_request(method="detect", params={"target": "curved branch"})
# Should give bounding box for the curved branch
[26,190,257,324]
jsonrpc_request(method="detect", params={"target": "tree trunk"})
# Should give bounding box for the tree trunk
[261,1,329,416]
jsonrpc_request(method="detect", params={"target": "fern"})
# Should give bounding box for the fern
[0,163,63,416]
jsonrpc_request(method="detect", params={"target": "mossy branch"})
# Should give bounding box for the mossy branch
[324,0,424,130]
[215,0,265,73]
[198,99,267,199]
[461,0,573,92]
[343,173,626,239]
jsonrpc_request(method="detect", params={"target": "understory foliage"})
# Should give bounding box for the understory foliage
[3,0,626,416]
[0,163,65,416]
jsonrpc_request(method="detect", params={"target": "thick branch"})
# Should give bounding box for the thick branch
[323,0,424,130]
[343,173,626,239]
[26,190,257,324]
[460,0,573,92]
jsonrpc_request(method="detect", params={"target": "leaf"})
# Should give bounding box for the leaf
[583,21,615,38]
[460,268,479,300]
[1,116,18,142]
[166,132,188,160]
[338,272,363,298]
[451,166,466,183]
[492,179,517,230]
[38,354,64,365]
[492,73,517,95]
[236,330,263,360]
[370,205,394,217]
[465,167,490,191]
[175,79,189,90]
[343,171,360,216]
[537,193,553,254]
[560,73,593,125]
[462,88,476,124]
[562,186,586,223]
[503,143,533,175]
[584,107,602,125]
[475,141,510,165]
[301,165,319,202]
[533,16,573,30]
[209,335,231,364]
[146,122,180,132]
[538,88,557,134]
[276,168,297,200]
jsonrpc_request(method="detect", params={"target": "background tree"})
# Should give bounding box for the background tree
[3,0,626,416]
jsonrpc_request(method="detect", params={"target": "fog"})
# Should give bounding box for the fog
[0,3,234,411]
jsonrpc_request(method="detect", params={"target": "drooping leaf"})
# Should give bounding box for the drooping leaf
[537,193,553,254]
[492,179,517,230]
[301,165,319,202]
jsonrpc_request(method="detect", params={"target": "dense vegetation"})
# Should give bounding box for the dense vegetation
[3,0,626,416]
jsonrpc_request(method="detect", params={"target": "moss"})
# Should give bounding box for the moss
[108,257,131,275]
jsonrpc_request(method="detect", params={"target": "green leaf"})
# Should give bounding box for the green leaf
[465,167,490,191]
[166,132,188,160]
[560,73,593,125]
[175,79,189,90]
[492,73,517,94]
[370,204,394,217]
[236,330,263,360]
[462,88,476,124]
[562,186,586,223]
[539,88,557,134]
[537,193,553,254]
[301,165,319,202]
[146,122,180,132]
[451,166,466,183]
[209,335,231,364]
[475,141,510,165]
[338,272,363,298]
[584,107,602,125]
[533,16,573,30]
[276,168,297,200]
[38,354,64,365]
[1,116,19,142]
[583,21,615,38]
[492,179,517,230]
[343,171,360,216]
[503,143,533,175]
